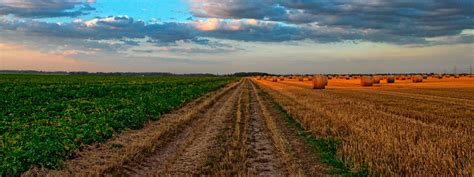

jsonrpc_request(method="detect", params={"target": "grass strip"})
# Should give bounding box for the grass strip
[255,83,370,176]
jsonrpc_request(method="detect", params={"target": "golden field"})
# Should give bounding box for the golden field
[254,76,473,175]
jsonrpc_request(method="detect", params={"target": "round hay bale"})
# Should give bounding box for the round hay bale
[257,77,262,80]
[313,75,327,89]
[422,75,428,79]
[373,75,382,84]
[298,77,304,81]
[401,76,406,80]
[387,76,395,83]
[272,77,278,82]
[361,76,374,86]
[308,77,313,81]
[412,75,423,83]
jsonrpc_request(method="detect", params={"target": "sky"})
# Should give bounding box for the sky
[0,0,473,74]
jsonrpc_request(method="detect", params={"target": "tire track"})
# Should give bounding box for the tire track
[31,79,328,176]
[200,79,290,176]
[251,81,328,176]
[246,81,288,176]
[28,80,241,176]
[199,79,250,175]
[199,79,327,176]
[114,80,244,176]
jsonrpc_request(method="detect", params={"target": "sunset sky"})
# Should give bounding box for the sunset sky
[0,0,473,74]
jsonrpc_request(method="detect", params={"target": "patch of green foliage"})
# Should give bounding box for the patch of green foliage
[0,74,238,176]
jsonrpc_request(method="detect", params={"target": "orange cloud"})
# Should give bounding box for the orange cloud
[195,18,220,31]
[246,19,258,25]
[194,18,260,31]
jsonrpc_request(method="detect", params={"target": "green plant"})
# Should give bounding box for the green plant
[0,74,238,176]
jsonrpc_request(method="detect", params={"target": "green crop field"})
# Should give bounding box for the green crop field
[0,74,238,176]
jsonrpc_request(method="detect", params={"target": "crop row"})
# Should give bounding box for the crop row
[0,74,237,176]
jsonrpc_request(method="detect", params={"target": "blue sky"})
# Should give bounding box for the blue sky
[86,0,191,22]
[0,0,473,74]
[37,1,191,23]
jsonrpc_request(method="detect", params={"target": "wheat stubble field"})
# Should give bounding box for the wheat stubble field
[6,75,473,176]
[254,76,473,175]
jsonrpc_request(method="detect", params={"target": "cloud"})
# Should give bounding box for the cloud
[0,16,244,57]
[194,18,265,31]
[190,0,474,39]
[1,1,472,52]
[1,10,472,60]
[0,16,197,45]
[0,16,316,49]
[0,0,96,18]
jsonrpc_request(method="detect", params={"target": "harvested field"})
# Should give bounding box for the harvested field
[254,77,473,175]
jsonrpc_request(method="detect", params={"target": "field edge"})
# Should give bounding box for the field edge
[21,78,243,176]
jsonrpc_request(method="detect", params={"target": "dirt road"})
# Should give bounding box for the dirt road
[113,79,326,176]
[28,79,326,176]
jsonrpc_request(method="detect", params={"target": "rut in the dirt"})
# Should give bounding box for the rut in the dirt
[246,82,287,176]
[26,79,327,177]
[115,81,244,176]
[201,80,327,176]
[118,79,329,176]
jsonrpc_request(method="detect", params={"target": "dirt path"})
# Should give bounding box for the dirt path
[249,81,327,176]
[199,80,327,176]
[27,79,327,176]
[246,81,287,176]
[114,80,244,176]
[116,79,303,176]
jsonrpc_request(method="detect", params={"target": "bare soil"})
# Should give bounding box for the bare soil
[246,82,287,176]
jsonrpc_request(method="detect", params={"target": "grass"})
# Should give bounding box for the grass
[200,81,249,176]
[256,83,369,176]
